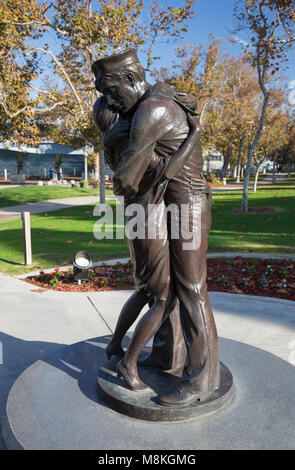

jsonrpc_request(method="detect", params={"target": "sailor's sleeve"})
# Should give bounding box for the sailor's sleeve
[113,100,174,197]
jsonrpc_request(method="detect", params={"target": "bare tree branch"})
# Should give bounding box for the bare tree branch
[25,47,84,114]
[1,99,66,119]
[28,85,56,95]
[33,102,66,114]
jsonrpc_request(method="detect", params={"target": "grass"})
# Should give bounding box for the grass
[210,177,295,253]
[0,201,128,275]
[0,178,294,275]
[0,185,113,208]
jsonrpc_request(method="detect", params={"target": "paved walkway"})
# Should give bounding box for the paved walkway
[0,185,20,189]
[0,263,294,449]
[0,195,116,220]
[0,173,289,220]
[211,173,288,191]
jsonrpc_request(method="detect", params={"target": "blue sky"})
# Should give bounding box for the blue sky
[136,0,295,85]
[34,0,295,90]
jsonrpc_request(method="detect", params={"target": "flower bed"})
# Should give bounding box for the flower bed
[25,261,134,292]
[207,257,295,300]
[23,256,295,301]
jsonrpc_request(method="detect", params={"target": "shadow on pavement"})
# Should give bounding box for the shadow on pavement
[0,332,66,449]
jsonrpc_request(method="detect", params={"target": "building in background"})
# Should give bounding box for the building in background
[203,151,224,174]
[0,141,113,179]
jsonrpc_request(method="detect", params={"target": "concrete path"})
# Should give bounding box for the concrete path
[0,270,294,449]
[211,173,288,192]
[0,195,116,220]
[0,185,20,189]
[0,173,290,219]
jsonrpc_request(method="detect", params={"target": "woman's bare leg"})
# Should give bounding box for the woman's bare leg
[117,287,172,390]
[106,291,147,359]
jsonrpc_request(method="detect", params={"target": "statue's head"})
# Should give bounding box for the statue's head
[92,48,146,114]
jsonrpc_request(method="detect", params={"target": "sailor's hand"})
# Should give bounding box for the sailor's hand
[113,176,137,199]
[189,177,210,195]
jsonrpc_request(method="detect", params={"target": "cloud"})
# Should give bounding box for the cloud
[231,36,249,48]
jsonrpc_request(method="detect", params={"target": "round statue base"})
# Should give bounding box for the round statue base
[97,353,233,422]
[2,337,295,450]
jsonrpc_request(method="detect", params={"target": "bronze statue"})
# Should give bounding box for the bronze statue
[92,48,220,407]
[93,95,196,374]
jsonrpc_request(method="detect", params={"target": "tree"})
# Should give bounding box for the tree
[234,0,295,211]
[16,153,25,175]
[252,88,291,191]
[53,154,63,172]
[269,110,295,174]
[200,53,261,182]
[278,128,295,172]
[151,36,225,124]
[0,0,50,146]
[1,0,196,203]
[145,0,196,72]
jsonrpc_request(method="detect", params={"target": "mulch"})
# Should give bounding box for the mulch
[23,257,295,301]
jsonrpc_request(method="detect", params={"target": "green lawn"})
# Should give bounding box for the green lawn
[0,178,294,275]
[0,201,128,275]
[0,185,113,208]
[210,180,295,252]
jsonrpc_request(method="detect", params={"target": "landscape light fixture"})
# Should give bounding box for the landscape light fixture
[73,250,92,284]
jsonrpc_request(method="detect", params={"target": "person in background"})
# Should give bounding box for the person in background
[49,167,55,179]
[57,167,63,181]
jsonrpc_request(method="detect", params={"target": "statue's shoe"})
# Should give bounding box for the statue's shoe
[117,360,150,392]
[157,384,211,407]
[105,343,124,361]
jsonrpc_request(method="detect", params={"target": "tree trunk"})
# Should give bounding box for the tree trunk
[236,137,244,183]
[206,156,210,174]
[253,158,266,192]
[94,153,99,181]
[199,102,209,125]
[241,89,270,212]
[241,145,253,212]
[99,148,106,204]
[253,168,259,193]
[221,146,232,180]
[84,155,88,180]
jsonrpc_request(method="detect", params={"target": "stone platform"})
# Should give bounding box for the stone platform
[2,336,295,450]
[97,355,233,422]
